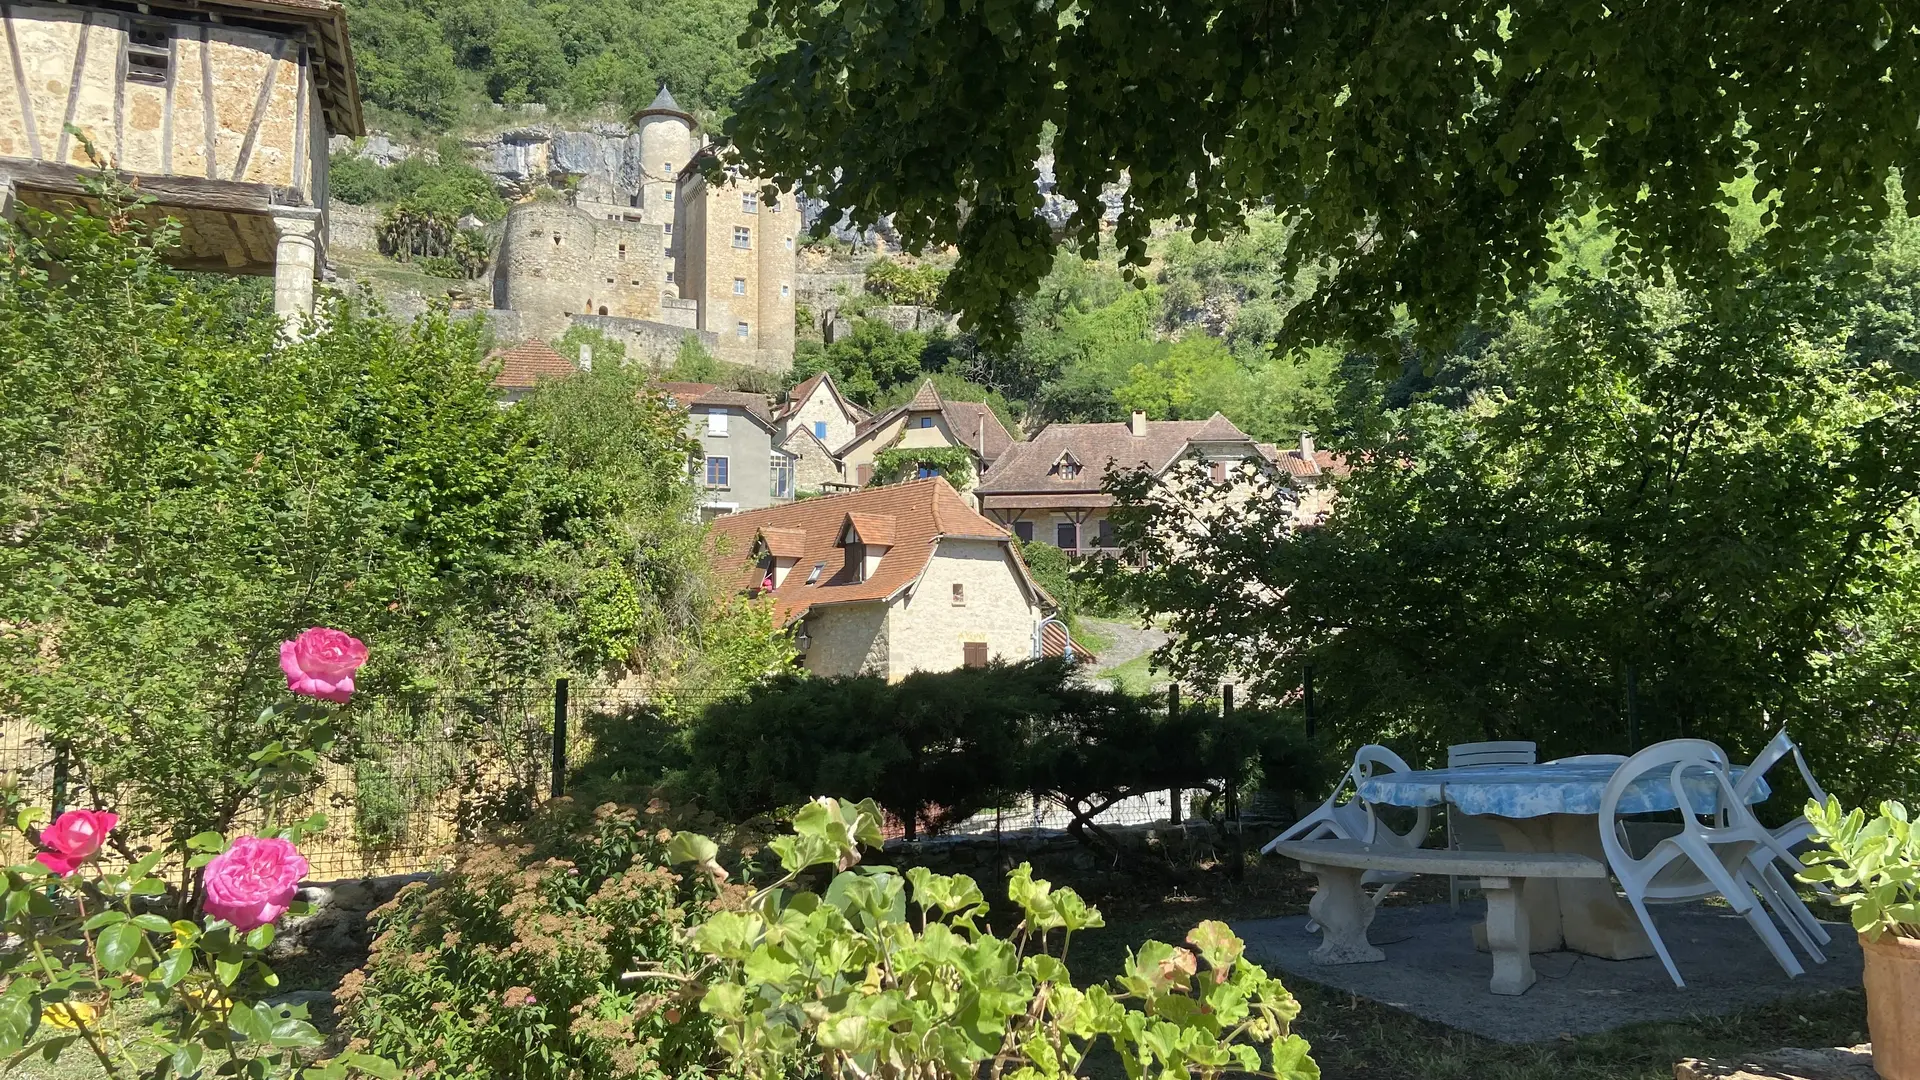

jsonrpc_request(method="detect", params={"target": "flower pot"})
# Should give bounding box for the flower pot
[1863,932,1920,1080]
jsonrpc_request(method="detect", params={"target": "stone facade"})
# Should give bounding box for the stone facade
[802,601,890,678]
[570,312,716,365]
[675,166,796,370]
[493,201,663,341]
[885,538,1047,676]
[0,0,362,321]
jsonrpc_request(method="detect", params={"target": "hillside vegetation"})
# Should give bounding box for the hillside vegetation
[343,0,756,129]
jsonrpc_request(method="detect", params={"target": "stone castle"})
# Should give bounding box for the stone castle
[487,86,797,370]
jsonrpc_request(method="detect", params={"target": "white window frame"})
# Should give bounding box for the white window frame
[734,226,752,249]
[707,411,730,437]
[734,277,748,296]
[736,321,751,338]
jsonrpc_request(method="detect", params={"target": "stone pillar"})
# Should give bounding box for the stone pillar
[270,208,322,327]
[0,174,17,222]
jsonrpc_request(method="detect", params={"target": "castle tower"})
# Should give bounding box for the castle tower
[674,157,796,372]
[494,201,663,341]
[633,85,695,230]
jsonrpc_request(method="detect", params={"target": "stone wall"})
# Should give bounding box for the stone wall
[887,538,1042,675]
[568,312,715,365]
[802,600,889,677]
[328,200,380,254]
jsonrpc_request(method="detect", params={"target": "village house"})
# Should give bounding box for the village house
[771,371,868,494]
[707,478,1070,679]
[975,411,1346,552]
[835,379,1015,495]
[658,381,794,518]
[0,0,363,326]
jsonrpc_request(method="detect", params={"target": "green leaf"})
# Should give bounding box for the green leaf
[157,948,193,988]
[665,831,719,867]
[227,1003,273,1043]
[131,914,175,934]
[96,921,143,972]
[82,910,129,932]
[336,1053,400,1080]
[215,958,243,986]
[185,832,226,853]
[171,1042,205,1079]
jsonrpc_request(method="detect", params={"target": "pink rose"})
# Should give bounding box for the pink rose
[201,837,309,931]
[35,809,118,875]
[279,627,368,704]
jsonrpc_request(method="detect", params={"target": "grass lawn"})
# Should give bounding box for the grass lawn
[1060,860,1866,1080]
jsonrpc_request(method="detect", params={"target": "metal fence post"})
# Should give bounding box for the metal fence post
[1167,683,1182,825]
[1625,664,1639,751]
[551,677,569,799]
[1223,683,1243,881]
[50,742,68,817]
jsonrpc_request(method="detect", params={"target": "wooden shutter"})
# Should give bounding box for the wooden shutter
[856,463,873,485]
[963,642,988,668]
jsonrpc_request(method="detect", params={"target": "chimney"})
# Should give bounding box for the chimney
[1130,410,1147,437]
[579,343,593,372]
[1299,431,1314,460]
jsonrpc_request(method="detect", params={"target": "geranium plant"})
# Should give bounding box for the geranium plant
[0,628,395,1080]
[1800,798,1920,940]
[653,797,1320,1080]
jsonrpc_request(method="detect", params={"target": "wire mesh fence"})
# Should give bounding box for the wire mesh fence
[0,680,665,879]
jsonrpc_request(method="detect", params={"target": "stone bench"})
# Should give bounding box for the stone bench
[1267,838,1609,995]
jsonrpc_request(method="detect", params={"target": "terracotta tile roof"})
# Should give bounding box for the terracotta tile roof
[978,415,1258,495]
[708,478,1048,623]
[845,512,897,546]
[490,341,578,390]
[1258,442,1353,480]
[851,380,1017,465]
[655,381,775,427]
[758,527,808,558]
[772,372,827,421]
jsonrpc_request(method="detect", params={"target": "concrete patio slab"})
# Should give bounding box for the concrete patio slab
[1236,901,1862,1043]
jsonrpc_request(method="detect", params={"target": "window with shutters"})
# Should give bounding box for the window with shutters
[707,411,729,437]
[963,642,988,668]
[1014,520,1034,542]
[1055,522,1078,549]
[951,584,966,606]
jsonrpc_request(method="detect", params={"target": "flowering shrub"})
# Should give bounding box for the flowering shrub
[656,798,1320,1080]
[0,626,393,1080]
[339,799,725,1080]
[0,800,392,1080]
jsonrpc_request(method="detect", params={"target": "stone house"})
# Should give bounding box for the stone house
[488,340,578,404]
[706,478,1064,679]
[771,371,868,494]
[836,380,1015,495]
[975,411,1344,551]
[659,381,794,518]
[0,0,364,324]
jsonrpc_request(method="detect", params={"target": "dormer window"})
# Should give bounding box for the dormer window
[1052,453,1083,479]
[840,514,894,584]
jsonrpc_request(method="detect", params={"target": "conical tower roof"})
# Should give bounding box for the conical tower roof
[636,83,695,125]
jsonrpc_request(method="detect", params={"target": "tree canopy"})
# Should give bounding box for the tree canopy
[728,0,1920,350]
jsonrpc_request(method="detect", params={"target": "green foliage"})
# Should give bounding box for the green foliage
[679,662,1062,839]
[342,0,757,125]
[0,180,715,855]
[1014,540,1123,629]
[796,319,930,406]
[340,799,722,1080]
[867,445,975,488]
[1800,799,1920,941]
[660,797,1320,1080]
[0,787,394,1080]
[552,324,629,368]
[729,0,1920,354]
[327,149,508,222]
[1102,264,1920,805]
[862,256,948,307]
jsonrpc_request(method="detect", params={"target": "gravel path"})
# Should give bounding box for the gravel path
[1079,616,1168,673]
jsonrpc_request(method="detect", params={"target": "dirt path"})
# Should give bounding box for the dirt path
[1080,616,1168,674]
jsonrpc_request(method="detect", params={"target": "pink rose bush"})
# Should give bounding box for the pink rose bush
[34,809,118,875]
[278,626,368,703]
[201,836,309,931]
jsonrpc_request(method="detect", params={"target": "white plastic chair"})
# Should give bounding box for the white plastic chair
[1598,739,1813,988]
[1264,745,1431,931]
[1444,741,1537,910]
[1548,754,1629,764]
[1730,726,1836,951]
[1264,744,1432,852]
